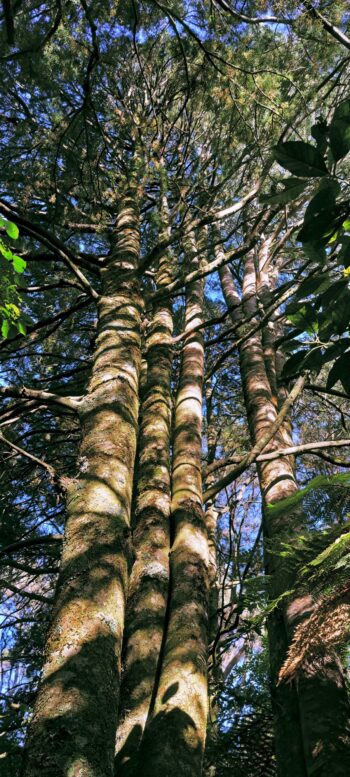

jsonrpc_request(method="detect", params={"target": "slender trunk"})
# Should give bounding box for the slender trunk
[238,254,307,777]
[220,245,350,777]
[204,499,220,777]
[115,194,174,776]
[139,232,209,777]
[255,247,350,776]
[22,190,142,777]
[204,385,221,777]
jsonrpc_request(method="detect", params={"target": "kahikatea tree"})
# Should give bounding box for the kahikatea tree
[1,2,350,777]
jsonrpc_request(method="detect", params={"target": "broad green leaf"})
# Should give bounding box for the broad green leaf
[17,321,26,335]
[331,289,350,335]
[297,183,342,244]
[327,352,350,395]
[322,339,350,365]
[301,348,323,373]
[282,349,307,378]
[284,298,303,315]
[329,100,350,162]
[304,181,339,219]
[289,303,318,334]
[297,206,343,245]
[12,255,26,273]
[319,279,348,306]
[329,121,350,162]
[338,236,350,268]
[1,319,10,338]
[302,242,326,264]
[5,220,19,240]
[318,284,350,339]
[0,244,15,261]
[260,177,307,206]
[333,100,350,123]
[274,141,328,178]
[295,273,331,298]
[311,120,328,154]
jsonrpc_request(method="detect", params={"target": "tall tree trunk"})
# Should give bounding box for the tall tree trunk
[204,384,221,777]
[22,189,142,777]
[219,242,350,777]
[139,231,210,777]
[255,244,350,777]
[237,251,308,777]
[115,188,174,776]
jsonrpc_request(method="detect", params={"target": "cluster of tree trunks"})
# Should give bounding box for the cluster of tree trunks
[219,239,350,777]
[20,195,350,777]
[1,3,350,776]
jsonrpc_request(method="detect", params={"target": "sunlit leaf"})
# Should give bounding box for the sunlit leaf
[12,255,26,273]
[1,319,10,338]
[5,220,19,240]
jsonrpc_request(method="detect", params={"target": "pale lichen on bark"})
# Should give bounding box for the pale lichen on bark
[22,187,142,777]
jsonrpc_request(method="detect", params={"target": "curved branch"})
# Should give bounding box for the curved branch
[204,375,306,502]
[0,534,63,557]
[0,199,99,299]
[0,385,82,411]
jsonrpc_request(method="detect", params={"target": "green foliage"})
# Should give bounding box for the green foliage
[277,520,350,683]
[327,351,350,394]
[264,476,350,682]
[273,101,350,388]
[266,473,350,600]
[274,141,328,177]
[260,177,307,206]
[210,642,276,777]
[0,217,26,338]
[267,472,350,519]
[329,100,350,162]
[0,4,350,774]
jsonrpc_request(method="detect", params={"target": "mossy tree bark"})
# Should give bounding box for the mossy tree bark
[237,251,308,777]
[255,244,350,777]
[203,384,221,777]
[115,184,174,777]
[219,241,350,777]
[22,188,142,777]
[138,231,210,777]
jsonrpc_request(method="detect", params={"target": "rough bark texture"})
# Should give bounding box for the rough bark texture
[219,244,350,777]
[138,232,209,777]
[22,191,142,777]
[115,191,174,776]
[204,385,221,777]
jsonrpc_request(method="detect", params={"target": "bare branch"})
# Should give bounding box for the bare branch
[306,383,350,400]
[214,0,350,51]
[0,199,99,299]
[0,535,63,557]
[303,1,350,52]
[0,579,52,604]
[0,385,82,411]
[0,432,59,485]
[204,375,306,502]
[0,559,59,575]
